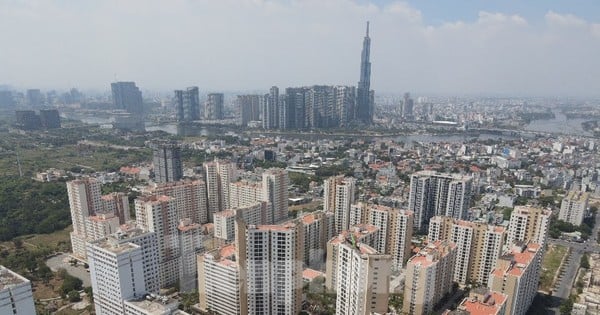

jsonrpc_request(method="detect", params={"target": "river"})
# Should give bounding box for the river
[524,110,591,136]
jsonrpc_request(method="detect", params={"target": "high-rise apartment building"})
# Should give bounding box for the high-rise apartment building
[143,179,208,224]
[198,244,244,315]
[204,93,224,120]
[334,85,356,126]
[174,87,200,122]
[26,89,43,107]
[262,168,289,224]
[236,220,304,315]
[325,224,380,291]
[67,178,103,258]
[443,287,507,315]
[298,211,335,268]
[0,265,36,315]
[151,142,183,183]
[111,82,143,115]
[402,92,414,120]
[408,170,473,232]
[39,109,61,128]
[403,240,457,315]
[229,180,263,209]
[214,202,268,242]
[177,219,203,292]
[334,239,392,315]
[262,86,279,129]
[204,160,236,220]
[238,94,261,126]
[506,206,550,247]
[101,192,130,224]
[559,190,589,226]
[135,195,181,288]
[356,22,373,124]
[324,176,356,234]
[428,216,506,286]
[87,238,147,315]
[367,204,414,270]
[488,243,542,315]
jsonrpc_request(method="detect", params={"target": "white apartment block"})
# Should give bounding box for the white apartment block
[85,213,120,243]
[349,202,368,227]
[67,178,102,258]
[325,224,380,291]
[143,179,209,224]
[237,220,303,315]
[262,168,289,224]
[298,211,335,268]
[559,190,589,226]
[489,243,542,315]
[0,265,36,315]
[87,238,147,315]
[135,195,180,288]
[214,202,268,242]
[123,296,187,315]
[334,240,392,315]
[229,180,263,208]
[204,160,236,221]
[198,244,244,315]
[324,176,356,234]
[214,210,236,242]
[507,206,551,247]
[101,192,130,224]
[177,219,204,292]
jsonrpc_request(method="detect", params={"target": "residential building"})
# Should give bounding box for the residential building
[408,170,473,232]
[238,94,261,126]
[177,219,204,292]
[559,191,590,226]
[324,176,356,234]
[236,220,304,315]
[334,239,391,315]
[444,287,507,315]
[111,82,143,115]
[325,224,380,291]
[0,265,36,315]
[229,180,263,209]
[403,240,457,315]
[488,243,542,315]
[204,93,224,120]
[367,204,414,270]
[175,87,200,122]
[298,211,335,268]
[198,244,244,315]
[39,109,61,128]
[152,142,183,183]
[262,168,289,223]
[144,179,209,224]
[428,216,506,286]
[123,296,186,315]
[67,178,103,258]
[507,206,551,247]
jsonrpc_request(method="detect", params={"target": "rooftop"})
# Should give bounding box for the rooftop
[0,266,30,291]
[125,295,179,315]
[457,291,507,315]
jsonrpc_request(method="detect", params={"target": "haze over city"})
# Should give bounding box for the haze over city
[1,0,600,96]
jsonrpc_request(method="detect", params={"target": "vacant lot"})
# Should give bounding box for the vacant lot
[539,244,568,292]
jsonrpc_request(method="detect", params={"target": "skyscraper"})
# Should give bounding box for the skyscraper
[367,205,414,270]
[205,93,224,120]
[67,178,103,258]
[175,87,200,122]
[151,142,183,183]
[0,266,36,315]
[262,86,279,129]
[26,89,43,107]
[324,176,356,234]
[559,190,589,226]
[506,206,550,247]
[39,109,61,128]
[408,170,472,232]
[111,82,143,115]
[356,22,373,124]
[204,159,236,221]
[262,168,289,224]
[238,94,261,126]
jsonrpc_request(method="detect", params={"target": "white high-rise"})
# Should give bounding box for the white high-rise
[334,240,391,315]
[262,168,289,224]
[198,244,244,315]
[177,219,203,292]
[298,211,335,268]
[507,206,551,247]
[144,179,209,224]
[204,160,236,221]
[67,178,102,258]
[408,171,472,231]
[0,265,36,315]
[367,204,414,270]
[559,191,589,226]
[229,180,262,209]
[324,176,356,234]
[237,220,303,315]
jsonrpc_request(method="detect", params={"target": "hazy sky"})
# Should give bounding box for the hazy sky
[1,0,599,96]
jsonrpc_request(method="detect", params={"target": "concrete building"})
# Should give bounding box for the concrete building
[214,202,268,242]
[198,244,244,315]
[325,224,380,291]
[229,180,263,209]
[356,22,373,124]
[111,82,143,115]
[214,210,237,242]
[408,170,473,232]
[87,238,147,315]
[39,109,61,128]
[262,168,289,224]
[507,206,551,247]
[101,192,130,225]
[123,296,188,315]
[177,219,203,292]
[152,142,183,183]
[367,204,414,270]
[298,211,335,268]
[67,178,103,258]
[488,243,542,315]
[324,176,356,234]
[236,220,304,315]
[135,195,181,288]
[144,179,209,224]
[204,93,224,120]
[85,213,121,242]
[559,191,590,226]
[428,216,506,286]
[204,160,236,221]
[174,87,200,122]
[0,265,36,315]
[403,240,457,315]
[238,94,261,126]
[334,239,391,315]
[443,287,507,315]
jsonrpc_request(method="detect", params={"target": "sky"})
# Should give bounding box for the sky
[1,0,599,96]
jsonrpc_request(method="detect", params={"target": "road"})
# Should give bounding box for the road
[46,253,91,287]
[544,212,600,314]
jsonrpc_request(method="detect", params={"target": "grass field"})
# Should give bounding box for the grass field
[540,244,568,292]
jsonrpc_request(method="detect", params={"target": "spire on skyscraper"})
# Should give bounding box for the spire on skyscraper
[356,21,373,124]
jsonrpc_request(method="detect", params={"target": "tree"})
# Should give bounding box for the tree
[67,290,81,302]
[581,253,590,269]
[61,274,83,296]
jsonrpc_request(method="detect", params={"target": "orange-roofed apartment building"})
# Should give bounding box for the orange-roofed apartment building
[488,243,542,315]
[428,216,506,286]
[366,204,414,270]
[403,240,457,315]
[443,287,507,315]
[507,206,550,247]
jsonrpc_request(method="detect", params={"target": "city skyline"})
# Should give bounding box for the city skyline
[1,0,599,96]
